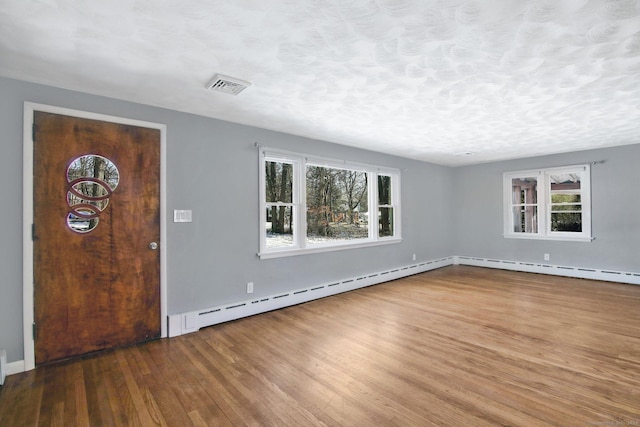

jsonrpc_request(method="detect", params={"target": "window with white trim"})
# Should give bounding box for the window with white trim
[503,164,592,241]
[260,149,401,258]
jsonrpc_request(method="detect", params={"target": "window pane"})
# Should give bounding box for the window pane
[511,177,537,204]
[378,207,394,237]
[306,166,368,243]
[550,174,582,232]
[512,206,537,233]
[551,212,582,232]
[265,161,293,203]
[551,205,582,212]
[551,193,581,204]
[266,206,294,248]
[378,175,392,205]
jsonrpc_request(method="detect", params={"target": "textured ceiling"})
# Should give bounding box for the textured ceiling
[1,0,639,166]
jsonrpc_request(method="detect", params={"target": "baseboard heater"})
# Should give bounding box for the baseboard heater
[0,349,7,386]
[168,257,455,337]
[168,255,639,338]
[455,256,640,286]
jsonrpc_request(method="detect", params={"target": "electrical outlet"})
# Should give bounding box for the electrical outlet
[544,253,550,261]
[247,282,254,294]
[412,253,416,261]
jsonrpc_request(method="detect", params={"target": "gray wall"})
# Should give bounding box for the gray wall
[0,77,454,363]
[452,144,640,271]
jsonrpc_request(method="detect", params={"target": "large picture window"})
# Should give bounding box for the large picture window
[260,149,401,258]
[306,165,369,245]
[503,164,592,241]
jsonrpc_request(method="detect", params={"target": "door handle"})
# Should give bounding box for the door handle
[148,242,159,250]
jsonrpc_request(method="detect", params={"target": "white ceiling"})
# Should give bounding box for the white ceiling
[1,0,639,166]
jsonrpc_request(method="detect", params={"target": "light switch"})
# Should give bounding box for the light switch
[174,209,192,223]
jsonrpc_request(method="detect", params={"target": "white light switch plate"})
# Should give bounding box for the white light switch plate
[174,209,192,223]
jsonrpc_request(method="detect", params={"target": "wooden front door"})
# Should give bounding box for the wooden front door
[33,111,161,365]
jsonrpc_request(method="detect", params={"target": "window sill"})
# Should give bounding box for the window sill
[503,234,594,242]
[258,237,403,259]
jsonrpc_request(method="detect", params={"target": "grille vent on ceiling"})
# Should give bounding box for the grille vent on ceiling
[206,74,251,95]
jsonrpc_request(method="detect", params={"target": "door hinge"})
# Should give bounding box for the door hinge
[32,322,36,340]
[32,224,35,241]
[32,123,36,141]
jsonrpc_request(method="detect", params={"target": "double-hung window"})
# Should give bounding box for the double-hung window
[260,148,401,258]
[503,164,592,241]
[263,155,298,249]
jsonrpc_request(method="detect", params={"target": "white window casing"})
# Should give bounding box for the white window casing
[503,164,592,242]
[259,148,402,259]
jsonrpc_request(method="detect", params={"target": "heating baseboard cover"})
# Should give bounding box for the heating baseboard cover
[1,358,24,382]
[0,349,6,386]
[168,255,640,337]
[168,257,455,337]
[455,256,640,286]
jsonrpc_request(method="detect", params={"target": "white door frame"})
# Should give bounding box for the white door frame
[23,102,168,370]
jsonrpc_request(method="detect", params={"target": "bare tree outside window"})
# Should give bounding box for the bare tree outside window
[378,175,393,237]
[265,161,294,248]
[306,166,368,243]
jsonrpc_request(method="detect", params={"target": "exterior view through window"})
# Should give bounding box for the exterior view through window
[306,166,368,244]
[510,176,538,233]
[264,160,294,249]
[378,175,394,238]
[549,173,582,232]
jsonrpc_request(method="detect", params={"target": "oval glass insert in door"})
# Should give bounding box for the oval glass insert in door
[66,154,120,233]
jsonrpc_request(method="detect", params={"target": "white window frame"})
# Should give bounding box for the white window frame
[503,164,592,242]
[259,148,401,259]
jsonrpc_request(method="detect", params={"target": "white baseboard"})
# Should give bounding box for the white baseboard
[0,350,5,385]
[2,359,26,381]
[168,256,455,337]
[455,256,640,285]
[168,254,640,338]
[7,360,25,375]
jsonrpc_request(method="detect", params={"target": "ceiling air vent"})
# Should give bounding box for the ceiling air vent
[205,74,251,95]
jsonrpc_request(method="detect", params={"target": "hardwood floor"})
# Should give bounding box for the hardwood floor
[2,265,640,426]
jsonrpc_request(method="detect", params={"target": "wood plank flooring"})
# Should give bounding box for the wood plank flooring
[2,266,640,426]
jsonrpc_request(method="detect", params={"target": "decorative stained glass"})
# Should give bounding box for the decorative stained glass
[66,155,119,233]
